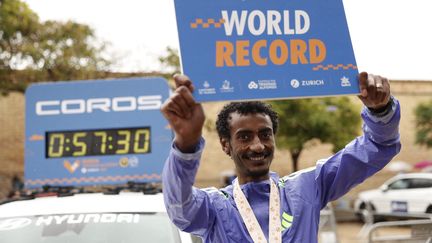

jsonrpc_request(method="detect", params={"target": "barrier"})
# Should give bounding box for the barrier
[367,219,432,243]
[319,204,340,243]
[358,200,432,237]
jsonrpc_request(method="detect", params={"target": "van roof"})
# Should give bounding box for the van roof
[0,192,166,218]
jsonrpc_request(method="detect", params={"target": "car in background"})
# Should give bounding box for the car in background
[354,173,432,222]
[0,184,201,243]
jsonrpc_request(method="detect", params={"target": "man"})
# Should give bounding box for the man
[161,72,400,242]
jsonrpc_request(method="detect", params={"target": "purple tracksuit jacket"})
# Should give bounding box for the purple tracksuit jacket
[162,99,401,243]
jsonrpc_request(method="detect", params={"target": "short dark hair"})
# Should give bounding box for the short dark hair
[216,101,279,139]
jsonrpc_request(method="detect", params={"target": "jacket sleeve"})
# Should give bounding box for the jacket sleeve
[315,97,401,208]
[162,138,216,237]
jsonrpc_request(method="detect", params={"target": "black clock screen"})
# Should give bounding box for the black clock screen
[46,127,151,158]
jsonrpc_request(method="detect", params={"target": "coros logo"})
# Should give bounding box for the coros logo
[0,218,32,231]
[36,95,162,116]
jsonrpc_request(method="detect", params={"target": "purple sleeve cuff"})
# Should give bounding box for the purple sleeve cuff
[171,137,206,162]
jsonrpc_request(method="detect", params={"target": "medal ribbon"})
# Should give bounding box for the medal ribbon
[233,178,281,243]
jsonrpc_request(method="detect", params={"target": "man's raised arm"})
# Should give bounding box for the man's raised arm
[314,72,401,206]
[160,75,215,236]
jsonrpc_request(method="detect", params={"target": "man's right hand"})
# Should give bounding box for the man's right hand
[161,74,205,153]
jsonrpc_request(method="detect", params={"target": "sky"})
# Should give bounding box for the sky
[23,0,432,80]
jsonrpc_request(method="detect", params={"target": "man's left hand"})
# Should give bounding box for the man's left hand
[358,72,391,110]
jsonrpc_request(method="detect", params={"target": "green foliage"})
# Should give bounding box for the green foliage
[0,0,111,94]
[0,0,40,91]
[414,100,432,148]
[270,97,361,171]
[158,47,180,81]
[0,0,40,70]
[31,20,110,80]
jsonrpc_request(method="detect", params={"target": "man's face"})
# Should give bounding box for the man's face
[221,112,275,183]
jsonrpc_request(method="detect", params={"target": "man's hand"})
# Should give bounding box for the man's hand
[358,72,391,110]
[161,74,205,153]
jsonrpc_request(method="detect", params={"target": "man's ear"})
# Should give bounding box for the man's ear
[220,137,231,156]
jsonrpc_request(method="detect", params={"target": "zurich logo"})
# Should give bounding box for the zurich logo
[290,79,300,88]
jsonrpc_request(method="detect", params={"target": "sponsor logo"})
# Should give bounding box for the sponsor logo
[36,95,162,116]
[249,80,277,90]
[0,214,142,230]
[220,80,234,93]
[81,167,101,174]
[34,214,140,226]
[290,79,325,88]
[81,159,118,174]
[257,80,277,90]
[119,157,129,167]
[129,156,139,167]
[198,81,216,95]
[203,81,210,89]
[302,80,324,86]
[64,160,80,173]
[340,76,351,87]
[0,218,32,231]
[290,79,300,88]
[248,81,258,89]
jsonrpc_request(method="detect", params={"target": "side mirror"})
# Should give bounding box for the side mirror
[381,185,389,192]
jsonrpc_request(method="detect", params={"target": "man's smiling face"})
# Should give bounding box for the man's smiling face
[221,112,275,184]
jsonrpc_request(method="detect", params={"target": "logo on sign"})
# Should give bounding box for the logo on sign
[290,79,325,88]
[302,80,324,86]
[248,81,258,89]
[290,79,300,89]
[36,95,162,116]
[341,76,351,87]
[64,160,80,173]
[129,156,139,167]
[198,81,216,95]
[203,81,210,88]
[220,80,234,93]
[257,80,277,90]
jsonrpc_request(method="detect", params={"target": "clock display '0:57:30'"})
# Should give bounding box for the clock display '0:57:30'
[46,127,151,158]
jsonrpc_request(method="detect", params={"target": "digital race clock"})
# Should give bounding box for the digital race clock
[25,77,172,188]
[46,127,151,158]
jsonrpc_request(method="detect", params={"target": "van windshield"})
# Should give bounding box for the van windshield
[0,212,181,243]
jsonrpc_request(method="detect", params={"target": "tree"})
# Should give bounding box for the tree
[414,100,432,148]
[0,0,111,94]
[31,20,110,81]
[270,97,361,171]
[158,47,180,79]
[0,0,40,90]
[0,0,40,67]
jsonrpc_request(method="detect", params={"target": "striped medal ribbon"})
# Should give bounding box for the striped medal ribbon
[233,178,281,243]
